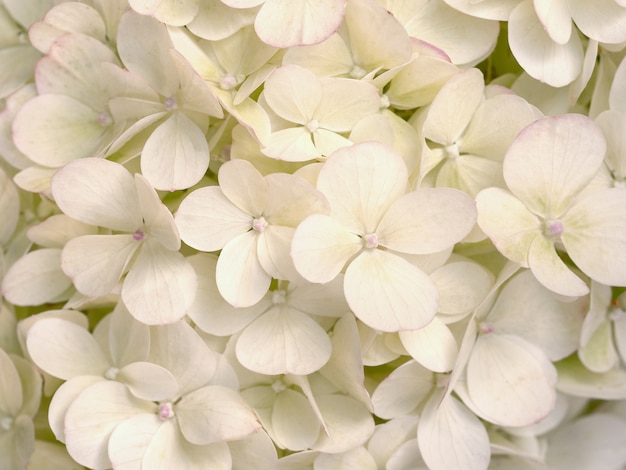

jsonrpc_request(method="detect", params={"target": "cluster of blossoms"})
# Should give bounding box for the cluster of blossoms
[2,0,626,468]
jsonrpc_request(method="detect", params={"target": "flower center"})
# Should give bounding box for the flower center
[164,96,177,111]
[444,143,460,159]
[272,290,287,304]
[219,73,244,90]
[98,111,112,127]
[252,216,268,232]
[158,402,175,420]
[271,379,287,394]
[133,229,146,241]
[542,219,564,239]
[104,367,120,380]
[305,119,319,133]
[478,321,494,334]
[350,65,366,79]
[363,233,379,249]
[0,417,13,430]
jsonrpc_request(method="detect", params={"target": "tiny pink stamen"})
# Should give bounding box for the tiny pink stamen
[363,233,379,249]
[133,229,146,241]
[98,112,112,126]
[542,219,564,238]
[252,217,268,232]
[164,97,177,111]
[158,402,175,420]
[478,322,494,334]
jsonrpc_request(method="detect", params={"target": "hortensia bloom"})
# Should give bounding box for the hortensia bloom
[50,157,197,325]
[476,114,626,297]
[291,141,476,332]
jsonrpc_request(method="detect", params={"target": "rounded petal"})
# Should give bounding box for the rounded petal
[176,186,252,252]
[503,114,606,217]
[562,188,626,287]
[316,77,380,131]
[128,0,199,27]
[219,158,268,216]
[141,112,210,191]
[0,348,22,416]
[255,0,346,48]
[431,260,494,317]
[344,249,438,332]
[26,318,109,380]
[271,388,320,450]
[256,226,297,280]
[263,64,322,123]
[51,157,142,231]
[108,413,161,470]
[568,0,626,44]
[121,240,198,325]
[399,317,458,373]
[236,306,332,375]
[467,334,557,427]
[262,126,319,162]
[377,188,476,255]
[118,362,179,401]
[533,0,572,44]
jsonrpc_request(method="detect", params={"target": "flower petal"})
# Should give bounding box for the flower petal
[344,249,438,332]
[399,317,458,373]
[218,158,268,216]
[118,362,179,402]
[263,64,321,123]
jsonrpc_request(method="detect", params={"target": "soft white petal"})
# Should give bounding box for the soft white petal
[262,126,319,162]
[577,320,618,373]
[436,155,505,197]
[431,260,494,317]
[466,334,557,427]
[236,306,332,375]
[177,385,261,445]
[26,214,97,248]
[264,171,329,226]
[51,157,142,231]
[218,158,268,216]
[377,188,476,254]
[0,167,18,244]
[556,355,626,399]
[61,234,139,297]
[118,362,179,401]
[263,64,321,124]
[108,413,161,470]
[317,141,408,233]
[176,186,252,252]
[2,249,72,306]
[417,391,490,470]
[291,214,362,283]
[503,114,606,217]
[532,0,571,44]
[256,226,298,280]
[0,348,22,416]
[344,249,438,332]
[568,0,626,44]
[255,0,346,48]
[107,307,151,366]
[128,0,199,27]
[562,188,626,287]
[216,231,271,307]
[316,77,380,131]
[422,68,485,145]
[475,187,540,266]
[26,318,109,380]
[399,317,458,372]
[508,0,583,87]
[271,388,321,450]
[527,235,589,297]
[141,112,210,191]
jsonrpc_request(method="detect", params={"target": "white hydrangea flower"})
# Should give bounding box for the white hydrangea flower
[291,141,476,332]
[51,157,197,325]
[477,114,626,297]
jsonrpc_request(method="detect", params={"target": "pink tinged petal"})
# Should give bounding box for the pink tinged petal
[399,318,458,373]
[141,112,210,191]
[527,235,589,297]
[48,376,103,443]
[487,270,585,361]
[215,230,271,307]
[121,239,198,325]
[272,388,321,450]
[134,174,180,251]
[118,362,179,401]
[562,188,626,287]
[218,158,268,216]
[422,68,485,146]
[371,360,435,419]
[475,187,540,266]
[256,226,298,280]
[51,157,142,232]
[291,214,362,284]
[148,321,217,396]
[263,64,322,124]
[177,385,261,445]
[345,0,411,70]
[107,413,162,470]
[344,249,438,332]
[0,348,22,416]
[578,320,618,373]
[312,394,375,454]
[466,334,557,427]
[1,248,72,306]
[568,0,626,44]
[317,141,408,233]
[418,391,490,470]
[315,78,380,131]
[236,306,332,375]
[503,114,607,217]
[176,186,252,252]
[532,0,572,44]
[255,0,347,48]
[128,0,199,27]
[262,126,320,162]
[64,381,154,469]
[11,94,112,167]
[377,188,476,255]
[61,234,139,297]
[508,1,583,87]
[546,414,626,470]
[26,318,109,380]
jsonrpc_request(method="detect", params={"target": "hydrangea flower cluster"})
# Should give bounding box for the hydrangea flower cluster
[2,0,626,468]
